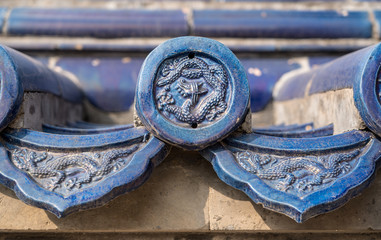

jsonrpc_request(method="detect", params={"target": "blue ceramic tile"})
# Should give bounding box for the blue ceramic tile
[241,58,300,112]
[51,56,304,113]
[0,45,84,131]
[308,56,337,68]
[276,44,368,53]
[0,128,170,217]
[202,130,381,222]
[8,42,368,54]
[135,36,250,150]
[8,8,188,38]
[42,123,133,134]
[55,57,144,112]
[194,10,371,38]
[252,123,334,138]
[274,43,381,139]
[275,45,376,101]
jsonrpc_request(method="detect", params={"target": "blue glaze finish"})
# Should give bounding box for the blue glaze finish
[275,45,376,101]
[3,46,83,102]
[0,45,82,131]
[2,127,148,151]
[353,44,381,137]
[8,8,188,38]
[274,44,381,138]
[241,58,300,112]
[51,56,298,113]
[253,124,334,138]
[135,37,250,150]
[201,130,381,222]
[226,130,370,154]
[0,129,170,217]
[194,10,371,38]
[308,56,337,68]
[42,123,133,135]
[253,122,314,132]
[29,54,337,114]
[9,41,367,54]
[0,45,83,131]
[66,121,120,129]
[0,46,23,132]
[56,57,144,112]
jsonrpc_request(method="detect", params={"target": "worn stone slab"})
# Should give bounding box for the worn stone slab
[273,88,365,134]
[9,92,83,131]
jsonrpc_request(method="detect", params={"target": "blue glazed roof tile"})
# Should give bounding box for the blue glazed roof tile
[7,8,188,38]
[194,10,372,38]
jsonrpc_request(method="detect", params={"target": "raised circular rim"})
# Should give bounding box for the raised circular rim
[354,43,381,137]
[0,46,23,131]
[135,36,250,150]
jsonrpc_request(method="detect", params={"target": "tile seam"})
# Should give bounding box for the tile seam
[370,10,380,40]
[2,8,12,36]
[183,8,194,36]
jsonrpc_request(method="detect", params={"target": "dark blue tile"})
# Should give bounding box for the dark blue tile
[10,42,366,54]
[35,54,345,113]
[276,44,368,53]
[194,10,371,38]
[8,8,188,38]
[274,45,377,101]
[55,57,144,112]
[45,56,300,113]
[33,56,50,66]
[240,58,301,112]
[308,56,337,68]
[51,56,303,113]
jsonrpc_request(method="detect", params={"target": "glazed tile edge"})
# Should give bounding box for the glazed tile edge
[0,8,373,39]
[45,56,299,113]
[7,8,188,38]
[252,123,334,138]
[200,130,381,222]
[193,10,371,39]
[0,45,83,131]
[0,128,171,217]
[135,36,250,151]
[273,43,381,138]
[42,123,134,135]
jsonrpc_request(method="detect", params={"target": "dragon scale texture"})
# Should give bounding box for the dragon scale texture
[11,145,139,191]
[236,149,360,192]
[156,57,228,124]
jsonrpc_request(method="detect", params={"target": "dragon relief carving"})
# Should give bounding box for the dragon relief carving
[10,145,139,195]
[155,55,228,125]
[235,149,360,194]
